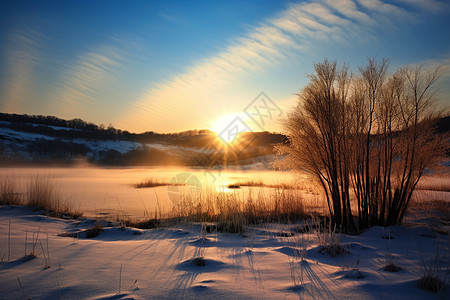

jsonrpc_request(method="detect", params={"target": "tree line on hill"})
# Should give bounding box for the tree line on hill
[0,112,286,165]
[0,112,285,146]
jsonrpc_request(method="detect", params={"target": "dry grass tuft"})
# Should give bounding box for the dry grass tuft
[132,218,160,229]
[227,180,298,190]
[85,222,103,238]
[384,262,403,272]
[26,175,81,218]
[417,241,449,294]
[192,257,206,266]
[165,187,309,233]
[217,220,245,234]
[417,275,446,293]
[0,177,22,205]
[133,178,184,189]
[320,244,348,257]
[311,216,348,257]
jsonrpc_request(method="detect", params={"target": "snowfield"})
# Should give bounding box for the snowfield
[0,125,141,157]
[0,205,448,299]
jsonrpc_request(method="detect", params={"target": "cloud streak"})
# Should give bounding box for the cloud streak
[0,28,43,112]
[52,43,125,116]
[121,0,433,132]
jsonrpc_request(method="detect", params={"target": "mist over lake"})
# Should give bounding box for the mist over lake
[0,166,317,219]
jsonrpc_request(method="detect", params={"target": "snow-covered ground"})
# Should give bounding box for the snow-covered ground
[1,205,448,299]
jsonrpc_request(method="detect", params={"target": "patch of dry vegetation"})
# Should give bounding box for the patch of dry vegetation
[113,181,328,233]
[405,190,450,235]
[112,186,313,232]
[27,175,81,218]
[165,188,309,232]
[227,180,298,190]
[133,178,184,189]
[85,222,103,238]
[311,217,348,257]
[0,177,22,205]
[417,244,449,294]
[0,175,81,218]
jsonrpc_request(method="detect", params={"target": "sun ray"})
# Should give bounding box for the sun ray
[210,113,252,146]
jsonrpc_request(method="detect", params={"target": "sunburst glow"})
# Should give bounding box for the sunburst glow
[210,113,244,144]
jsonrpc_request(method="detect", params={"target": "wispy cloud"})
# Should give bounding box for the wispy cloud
[358,0,408,17]
[119,21,300,131]
[322,0,373,24]
[0,28,43,112]
[119,0,435,132]
[52,43,125,116]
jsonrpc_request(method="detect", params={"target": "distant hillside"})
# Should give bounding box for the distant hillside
[3,112,446,167]
[0,113,286,167]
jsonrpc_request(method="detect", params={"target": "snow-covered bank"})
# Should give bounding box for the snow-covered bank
[0,205,448,299]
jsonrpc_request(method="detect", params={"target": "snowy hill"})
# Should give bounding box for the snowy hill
[0,114,283,166]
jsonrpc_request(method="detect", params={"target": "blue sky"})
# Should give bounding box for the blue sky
[0,0,449,133]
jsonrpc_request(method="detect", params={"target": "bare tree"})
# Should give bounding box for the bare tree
[276,59,355,231]
[384,65,446,225]
[276,58,447,231]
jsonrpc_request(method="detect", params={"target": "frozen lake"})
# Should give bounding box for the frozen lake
[2,166,447,220]
[0,166,317,219]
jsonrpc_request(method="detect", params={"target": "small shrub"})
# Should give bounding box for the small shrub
[217,220,245,234]
[86,222,103,238]
[320,243,348,257]
[384,262,403,272]
[193,257,206,266]
[417,242,448,293]
[133,218,160,229]
[417,275,446,293]
[340,269,364,279]
[339,256,364,279]
[311,216,347,257]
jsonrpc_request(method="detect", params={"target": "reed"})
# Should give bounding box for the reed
[26,174,81,218]
[0,177,22,205]
[162,187,309,232]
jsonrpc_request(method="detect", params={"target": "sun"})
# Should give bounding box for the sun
[210,113,244,144]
